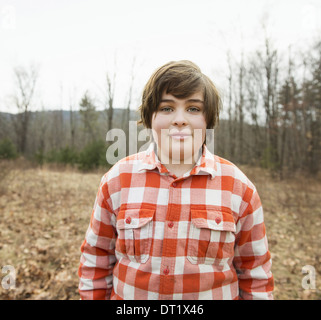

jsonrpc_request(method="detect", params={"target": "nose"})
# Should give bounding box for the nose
[172,109,187,126]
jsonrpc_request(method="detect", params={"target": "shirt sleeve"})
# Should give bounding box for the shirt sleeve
[233,187,274,300]
[78,175,117,300]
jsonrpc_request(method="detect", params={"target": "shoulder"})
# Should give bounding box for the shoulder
[101,150,148,183]
[213,156,262,217]
[214,155,256,191]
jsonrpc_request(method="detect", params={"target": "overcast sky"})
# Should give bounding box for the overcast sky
[1,0,321,113]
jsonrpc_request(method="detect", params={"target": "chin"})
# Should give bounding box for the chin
[169,146,196,162]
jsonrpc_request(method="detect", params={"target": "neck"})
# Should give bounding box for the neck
[156,145,203,178]
[163,162,194,178]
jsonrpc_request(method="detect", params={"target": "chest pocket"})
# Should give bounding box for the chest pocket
[187,209,236,265]
[116,208,155,263]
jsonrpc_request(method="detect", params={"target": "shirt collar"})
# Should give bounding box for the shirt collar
[189,144,217,179]
[138,142,217,179]
[136,142,168,174]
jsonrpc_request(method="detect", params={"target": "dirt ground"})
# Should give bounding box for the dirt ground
[0,160,320,300]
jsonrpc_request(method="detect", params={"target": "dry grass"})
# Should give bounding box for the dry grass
[0,162,103,300]
[0,161,320,300]
[241,165,321,300]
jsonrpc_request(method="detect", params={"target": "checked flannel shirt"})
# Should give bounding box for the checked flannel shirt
[78,143,274,300]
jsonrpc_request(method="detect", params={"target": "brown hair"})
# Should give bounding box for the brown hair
[138,60,222,129]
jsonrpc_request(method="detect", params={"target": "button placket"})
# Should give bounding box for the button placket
[159,177,180,295]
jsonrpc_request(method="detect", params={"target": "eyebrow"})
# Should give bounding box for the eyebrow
[160,99,204,104]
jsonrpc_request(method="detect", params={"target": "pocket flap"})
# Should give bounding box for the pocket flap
[117,208,155,229]
[191,209,236,232]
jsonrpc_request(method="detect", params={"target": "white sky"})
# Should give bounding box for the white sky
[0,0,321,113]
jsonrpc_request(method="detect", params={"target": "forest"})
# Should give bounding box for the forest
[1,24,321,300]
[1,36,320,179]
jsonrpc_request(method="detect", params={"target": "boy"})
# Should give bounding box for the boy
[78,60,274,300]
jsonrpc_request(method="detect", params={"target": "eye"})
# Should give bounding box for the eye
[159,106,173,112]
[187,106,201,112]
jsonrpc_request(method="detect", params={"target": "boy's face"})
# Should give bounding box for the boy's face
[151,90,207,164]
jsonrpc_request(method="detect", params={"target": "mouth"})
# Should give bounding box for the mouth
[169,132,192,140]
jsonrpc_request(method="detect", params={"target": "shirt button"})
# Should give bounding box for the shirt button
[168,221,174,228]
[164,267,169,275]
[215,217,221,224]
[125,217,131,224]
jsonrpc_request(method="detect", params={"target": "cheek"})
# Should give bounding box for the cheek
[151,115,168,140]
[191,117,207,145]
[191,116,207,133]
[195,115,207,128]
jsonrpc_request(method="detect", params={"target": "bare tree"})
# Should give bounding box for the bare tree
[68,90,76,148]
[245,59,263,165]
[255,36,280,171]
[104,56,117,133]
[33,104,48,165]
[0,112,9,140]
[278,46,298,178]
[236,51,245,163]
[106,72,115,133]
[122,56,137,156]
[226,52,237,160]
[11,64,39,154]
[301,40,321,174]
[79,91,98,143]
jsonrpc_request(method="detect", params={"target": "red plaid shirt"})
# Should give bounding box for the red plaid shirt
[78,143,273,300]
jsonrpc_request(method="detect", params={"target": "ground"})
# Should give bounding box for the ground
[0,160,320,300]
